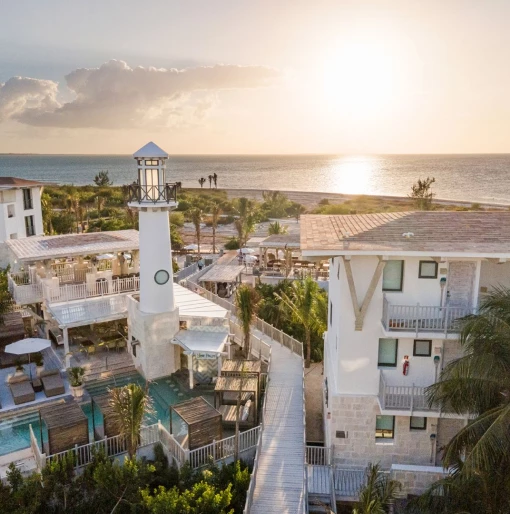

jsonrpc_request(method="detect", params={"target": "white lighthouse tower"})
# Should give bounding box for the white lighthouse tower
[126,142,181,379]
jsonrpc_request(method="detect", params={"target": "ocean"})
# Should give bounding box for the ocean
[0,154,509,205]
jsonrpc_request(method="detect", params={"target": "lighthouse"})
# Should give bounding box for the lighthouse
[126,142,180,379]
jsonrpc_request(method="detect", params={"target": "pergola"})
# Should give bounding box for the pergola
[91,393,120,439]
[39,402,88,455]
[170,396,223,450]
[221,359,262,403]
[198,265,243,297]
[214,376,259,427]
[259,233,301,271]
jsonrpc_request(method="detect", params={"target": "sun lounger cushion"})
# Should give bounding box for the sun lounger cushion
[39,369,59,378]
[241,400,252,421]
[10,380,35,405]
[41,373,65,397]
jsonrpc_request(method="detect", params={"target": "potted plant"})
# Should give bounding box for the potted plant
[34,353,44,377]
[14,359,25,377]
[68,367,85,398]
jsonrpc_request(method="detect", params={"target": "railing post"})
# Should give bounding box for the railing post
[415,303,420,337]
[411,384,415,414]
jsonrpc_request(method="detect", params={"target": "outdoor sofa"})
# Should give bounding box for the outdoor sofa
[40,369,66,397]
[9,375,35,405]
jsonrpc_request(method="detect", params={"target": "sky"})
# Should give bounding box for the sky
[1,0,510,155]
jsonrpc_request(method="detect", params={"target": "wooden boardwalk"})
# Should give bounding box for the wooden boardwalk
[250,331,306,513]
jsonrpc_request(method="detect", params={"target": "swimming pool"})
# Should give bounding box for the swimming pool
[0,372,192,457]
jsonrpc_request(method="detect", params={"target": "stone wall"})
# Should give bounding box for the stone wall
[390,464,446,497]
[329,395,437,469]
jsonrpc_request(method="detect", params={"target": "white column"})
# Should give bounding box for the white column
[138,208,175,314]
[187,353,194,389]
[217,354,222,377]
[63,327,70,368]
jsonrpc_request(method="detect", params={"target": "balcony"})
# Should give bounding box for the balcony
[43,276,140,304]
[124,182,178,205]
[8,272,43,304]
[379,371,438,414]
[382,295,474,337]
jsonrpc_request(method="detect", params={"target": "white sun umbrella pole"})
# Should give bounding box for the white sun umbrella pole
[5,338,51,380]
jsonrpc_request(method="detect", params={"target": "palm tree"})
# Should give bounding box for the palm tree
[208,175,213,188]
[275,276,327,367]
[198,177,206,188]
[235,285,260,358]
[426,287,510,477]
[352,463,401,514]
[213,173,218,188]
[234,197,256,248]
[109,383,153,458]
[41,192,54,234]
[210,203,222,254]
[189,207,203,255]
[267,221,288,235]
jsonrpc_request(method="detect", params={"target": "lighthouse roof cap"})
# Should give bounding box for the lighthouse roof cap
[133,141,168,159]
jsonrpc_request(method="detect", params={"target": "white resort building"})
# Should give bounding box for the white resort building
[0,177,45,267]
[301,211,510,497]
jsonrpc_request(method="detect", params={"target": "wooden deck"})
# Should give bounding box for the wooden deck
[250,330,306,513]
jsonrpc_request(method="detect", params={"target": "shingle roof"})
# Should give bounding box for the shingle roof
[260,233,301,247]
[300,212,510,256]
[6,229,139,261]
[0,177,50,188]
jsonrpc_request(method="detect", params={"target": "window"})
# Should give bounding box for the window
[376,415,395,439]
[413,339,432,357]
[7,204,15,218]
[382,260,404,291]
[419,261,438,279]
[24,215,35,237]
[378,338,398,367]
[144,159,159,166]
[410,417,427,430]
[22,188,33,210]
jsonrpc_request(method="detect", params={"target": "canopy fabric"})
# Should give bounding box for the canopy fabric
[5,338,51,355]
[240,248,255,254]
[199,265,243,283]
[95,253,115,260]
[173,330,227,354]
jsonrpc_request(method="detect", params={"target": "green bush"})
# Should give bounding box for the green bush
[224,237,240,250]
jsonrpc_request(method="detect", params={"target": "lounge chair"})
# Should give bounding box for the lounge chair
[222,391,253,406]
[218,400,254,428]
[9,376,35,405]
[40,369,65,397]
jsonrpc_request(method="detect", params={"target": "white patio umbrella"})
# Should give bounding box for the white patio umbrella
[184,244,199,251]
[244,254,258,263]
[95,253,115,260]
[240,247,255,254]
[5,338,51,379]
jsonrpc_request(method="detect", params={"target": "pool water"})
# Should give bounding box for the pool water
[0,372,190,457]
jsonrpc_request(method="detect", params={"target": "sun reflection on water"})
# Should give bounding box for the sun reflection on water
[326,156,379,195]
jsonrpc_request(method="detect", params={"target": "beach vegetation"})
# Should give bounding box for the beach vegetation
[409,176,436,210]
[198,177,206,188]
[267,220,288,235]
[93,170,113,186]
[225,237,241,250]
[0,447,250,513]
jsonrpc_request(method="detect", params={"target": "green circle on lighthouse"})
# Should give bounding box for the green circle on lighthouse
[154,269,170,285]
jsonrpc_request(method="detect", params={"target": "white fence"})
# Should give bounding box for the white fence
[305,445,332,466]
[379,371,434,412]
[43,276,140,303]
[382,295,473,336]
[29,424,47,470]
[8,274,43,304]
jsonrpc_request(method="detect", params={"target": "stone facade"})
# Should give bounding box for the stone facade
[328,395,437,469]
[390,465,447,497]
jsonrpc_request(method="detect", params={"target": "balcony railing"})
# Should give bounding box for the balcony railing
[124,182,178,204]
[43,276,140,303]
[379,371,438,413]
[8,273,43,304]
[382,295,474,336]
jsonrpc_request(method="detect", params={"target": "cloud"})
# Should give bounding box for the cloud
[0,60,279,129]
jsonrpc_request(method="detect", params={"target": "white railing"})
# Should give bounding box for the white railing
[305,445,332,466]
[8,273,43,304]
[379,371,436,412]
[334,468,367,499]
[382,295,474,336]
[43,276,140,303]
[158,422,188,466]
[29,424,47,471]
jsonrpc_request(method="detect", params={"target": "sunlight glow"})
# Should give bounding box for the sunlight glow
[321,40,399,120]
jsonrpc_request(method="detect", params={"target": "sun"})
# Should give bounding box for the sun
[321,41,398,120]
